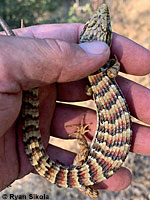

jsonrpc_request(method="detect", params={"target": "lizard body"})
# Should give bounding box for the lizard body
[0,4,132,198]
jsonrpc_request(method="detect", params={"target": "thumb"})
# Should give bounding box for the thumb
[45,39,110,83]
[0,36,110,90]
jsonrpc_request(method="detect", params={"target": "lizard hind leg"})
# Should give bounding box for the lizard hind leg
[65,115,99,198]
[106,55,120,78]
[85,84,93,96]
[65,115,91,165]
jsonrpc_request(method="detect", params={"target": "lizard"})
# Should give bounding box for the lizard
[0,3,132,198]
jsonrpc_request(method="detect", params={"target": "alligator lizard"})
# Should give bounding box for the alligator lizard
[0,3,132,198]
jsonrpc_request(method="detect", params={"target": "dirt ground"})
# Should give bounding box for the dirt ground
[1,0,150,200]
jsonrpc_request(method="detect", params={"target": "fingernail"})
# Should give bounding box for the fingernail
[79,41,109,55]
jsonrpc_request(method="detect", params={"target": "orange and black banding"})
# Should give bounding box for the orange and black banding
[20,4,132,198]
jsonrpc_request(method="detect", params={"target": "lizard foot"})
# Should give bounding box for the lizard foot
[65,114,92,165]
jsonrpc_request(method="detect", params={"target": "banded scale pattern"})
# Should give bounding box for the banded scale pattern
[21,4,132,198]
[0,3,132,198]
[88,72,131,181]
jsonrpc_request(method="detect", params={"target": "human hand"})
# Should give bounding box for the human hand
[0,23,109,190]
[0,24,149,193]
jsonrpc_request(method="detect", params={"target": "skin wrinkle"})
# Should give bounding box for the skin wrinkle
[21,39,46,83]
[28,38,54,85]
[51,40,83,83]
[45,39,70,83]
[0,36,48,89]
[59,43,83,82]
[0,37,28,91]
[0,41,20,93]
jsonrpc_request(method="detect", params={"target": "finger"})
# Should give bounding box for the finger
[46,144,132,191]
[117,76,150,124]
[15,25,150,76]
[47,144,75,166]
[5,24,83,43]
[0,36,109,91]
[131,123,150,155]
[94,167,132,191]
[2,24,149,77]
[112,33,150,75]
[57,75,150,125]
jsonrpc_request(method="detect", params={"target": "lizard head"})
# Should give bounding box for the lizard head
[80,4,112,47]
